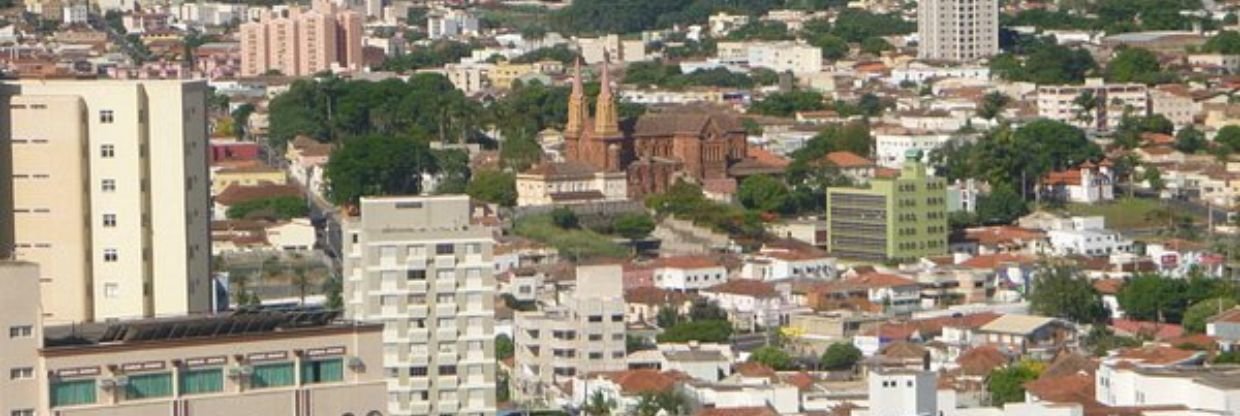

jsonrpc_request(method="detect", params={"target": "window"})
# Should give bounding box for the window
[179,368,223,395]
[99,110,114,123]
[301,358,344,384]
[435,244,454,255]
[251,363,295,389]
[588,352,603,360]
[8,325,32,338]
[11,409,34,416]
[588,334,602,341]
[100,145,115,158]
[438,365,457,376]
[611,314,624,322]
[103,214,116,227]
[588,315,603,323]
[101,179,116,192]
[612,333,625,341]
[103,283,119,299]
[436,270,454,281]
[50,379,97,407]
[409,366,428,377]
[437,294,454,303]
[103,249,118,262]
[125,372,173,400]
[9,367,33,380]
[407,270,426,280]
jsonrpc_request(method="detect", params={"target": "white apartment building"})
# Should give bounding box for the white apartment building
[1149,85,1202,128]
[512,264,628,403]
[888,62,991,85]
[427,9,479,40]
[917,0,999,61]
[873,127,965,169]
[867,369,937,416]
[650,256,729,293]
[1046,228,1132,257]
[578,35,648,64]
[1036,79,1149,131]
[718,41,821,74]
[739,249,836,281]
[1095,361,1240,413]
[0,79,212,324]
[342,195,497,416]
[708,12,751,37]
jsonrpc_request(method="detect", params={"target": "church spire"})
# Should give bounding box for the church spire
[594,53,619,136]
[565,58,587,136]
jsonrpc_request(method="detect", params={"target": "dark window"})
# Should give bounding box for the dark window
[435,244,454,255]
[409,366,428,376]
[438,365,457,376]
[611,314,623,322]
[588,315,602,322]
[407,270,426,280]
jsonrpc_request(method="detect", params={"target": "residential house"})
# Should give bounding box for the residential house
[623,287,694,325]
[211,165,288,194]
[949,226,1048,256]
[284,136,334,196]
[739,244,836,281]
[819,151,877,183]
[805,273,921,315]
[971,314,1075,357]
[1206,307,1240,352]
[571,370,689,415]
[784,310,888,356]
[212,183,303,220]
[1040,160,1115,204]
[700,279,796,331]
[651,256,729,293]
[658,343,735,382]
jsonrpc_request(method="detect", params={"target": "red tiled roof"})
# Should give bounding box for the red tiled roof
[734,362,777,379]
[962,226,1046,246]
[866,312,1002,341]
[1109,319,1183,340]
[706,279,779,298]
[956,345,1009,377]
[1043,169,1084,186]
[602,369,688,395]
[1210,307,1240,323]
[781,372,815,391]
[1092,279,1124,295]
[959,253,1036,269]
[821,151,875,169]
[214,183,302,206]
[1024,372,1097,406]
[748,147,791,168]
[1114,345,1200,365]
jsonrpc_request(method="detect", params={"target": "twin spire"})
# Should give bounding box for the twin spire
[566,54,619,137]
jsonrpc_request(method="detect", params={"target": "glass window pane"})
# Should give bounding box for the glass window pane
[179,368,224,395]
[125,373,173,400]
[301,359,344,384]
[50,379,97,407]
[251,363,295,389]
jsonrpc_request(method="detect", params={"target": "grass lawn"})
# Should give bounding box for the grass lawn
[513,214,629,260]
[1056,198,1179,230]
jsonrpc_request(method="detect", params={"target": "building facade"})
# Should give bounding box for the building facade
[826,150,948,262]
[0,261,387,416]
[917,0,999,61]
[239,0,364,77]
[512,264,628,403]
[0,79,212,324]
[342,195,497,416]
[1036,79,1149,131]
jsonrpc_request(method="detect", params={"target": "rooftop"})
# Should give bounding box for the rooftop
[978,314,1056,335]
[42,310,375,351]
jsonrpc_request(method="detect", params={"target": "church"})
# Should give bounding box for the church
[516,60,782,207]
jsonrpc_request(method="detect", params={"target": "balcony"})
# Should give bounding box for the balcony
[408,304,429,319]
[436,327,458,340]
[408,403,430,415]
[437,399,460,414]
[435,255,456,268]
[460,279,489,292]
[463,253,484,265]
[437,375,460,389]
[379,305,402,318]
[435,304,457,317]
[409,328,430,343]
[435,280,457,292]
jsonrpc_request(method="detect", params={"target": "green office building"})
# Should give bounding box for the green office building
[825,149,948,263]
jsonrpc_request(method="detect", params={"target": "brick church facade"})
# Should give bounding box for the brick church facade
[559,59,772,198]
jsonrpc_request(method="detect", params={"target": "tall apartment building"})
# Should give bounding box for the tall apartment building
[0,79,212,324]
[0,261,388,416]
[240,0,364,77]
[513,264,627,403]
[1037,78,1150,131]
[917,0,999,61]
[826,150,948,262]
[343,195,497,416]
[426,8,479,40]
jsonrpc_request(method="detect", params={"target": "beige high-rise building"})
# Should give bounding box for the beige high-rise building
[0,79,212,324]
[343,195,498,416]
[512,264,627,404]
[917,0,999,62]
[240,0,364,77]
[0,261,388,416]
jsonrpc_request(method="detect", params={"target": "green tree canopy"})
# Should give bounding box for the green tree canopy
[1105,47,1176,85]
[987,361,1043,405]
[1027,263,1109,324]
[1216,125,1240,153]
[325,135,437,205]
[1174,126,1207,154]
[737,175,791,213]
[749,346,794,370]
[551,207,580,229]
[613,212,657,240]
[466,170,517,207]
[657,320,734,343]
[1202,31,1240,54]
[749,90,827,117]
[225,196,309,220]
[820,342,862,370]
[989,41,1097,84]
[860,37,894,55]
[975,186,1029,225]
[496,334,515,360]
[1182,297,1238,333]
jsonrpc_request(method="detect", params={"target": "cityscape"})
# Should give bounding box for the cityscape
[3,0,1240,415]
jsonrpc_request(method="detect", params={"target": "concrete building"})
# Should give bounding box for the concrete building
[513,264,628,403]
[1036,79,1149,131]
[239,0,365,77]
[873,126,965,169]
[1207,307,1240,352]
[0,261,387,416]
[515,161,628,207]
[917,0,999,61]
[578,35,647,64]
[867,369,937,416]
[825,150,949,262]
[427,9,479,40]
[717,41,821,74]
[0,79,212,324]
[342,195,497,416]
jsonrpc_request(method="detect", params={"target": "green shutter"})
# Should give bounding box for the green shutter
[251,363,295,389]
[50,379,97,407]
[125,372,173,400]
[301,358,344,384]
[179,368,224,395]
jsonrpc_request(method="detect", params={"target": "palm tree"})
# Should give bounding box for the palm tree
[1073,90,1098,128]
[583,391,616,416]
[291,265,311,306]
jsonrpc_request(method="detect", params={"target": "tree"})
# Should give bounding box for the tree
[500,134,544,172]
[1105,47,1174,84]
[1182,297,1238,333]
[1119,274,1188,323]
[820,342,862,370]
[654,391,688,416]
[1027,263,1109,324]
[1073,90,1098,127]
[689,299,728,321]
[1202,30,1240,54]
[1144,164,1166,192]
[225,196,310,220]
[657,320,733,343]
[613,213,656,240]
[496,334,515,360]
[466,170,517,207]
[231,103,256,140]
[977,92,1011,120]
[987,361,1043,405]
[737,175,791,213]
[1082,326,1141,356]
[290,265,310,306]
[809,33,850,60]
[1216,351,1240,364]
[860,36,894,55]
[550,207,580,229]
[975,186,1028,225]
[656,307,680,328]
[1175,126,1207,154]
[324,135,437,205]
[749,90,827,117]
[749,346,793,370]
[583,390,616,416]
[1215,125,1240,153]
